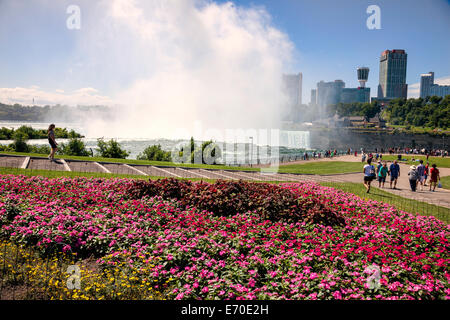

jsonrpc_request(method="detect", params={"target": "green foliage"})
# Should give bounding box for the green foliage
[10,131,29,153]
[177,137,223,165]
[29,145,51,154]
[384,95,450,129]
[137,144,171,161]
[198,140,222,165]
[96,138,129,159]
[58,138,90,157]
[0,125,83,140]
[0,102,110,122]
[327,101,381,120]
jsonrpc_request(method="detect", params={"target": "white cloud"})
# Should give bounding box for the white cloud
[408,75,450,98]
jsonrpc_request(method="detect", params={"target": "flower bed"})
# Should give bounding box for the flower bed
[0,175,449,300]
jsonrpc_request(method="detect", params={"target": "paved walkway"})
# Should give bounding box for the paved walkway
[301,154,450,209]
[1,154,449,209]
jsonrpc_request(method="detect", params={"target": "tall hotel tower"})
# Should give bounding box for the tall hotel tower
[377,49,408,99]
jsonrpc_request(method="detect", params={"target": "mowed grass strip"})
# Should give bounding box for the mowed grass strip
[278,161,363,175]
[0,166,214,182]
[0,167,294,184]
[0,151,258,171]
[320,181,450,224]
[440,176,450,190]
[381,155,450,168]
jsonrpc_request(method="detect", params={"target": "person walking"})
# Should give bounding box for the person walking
[47,124,58,161]
[378,161,389,188]
[363,158,376,193]
[408,165,418,192]
[429,164,440,192]
[376,160,382,176]
[424,162,430,186]
[389,160,400,189]
[416,160,426,191]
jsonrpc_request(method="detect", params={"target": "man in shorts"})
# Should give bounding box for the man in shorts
[389,160,400,189]
[363,158,376,193]
[416,160,425,191]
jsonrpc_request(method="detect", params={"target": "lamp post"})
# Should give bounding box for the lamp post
[249,136,253,167]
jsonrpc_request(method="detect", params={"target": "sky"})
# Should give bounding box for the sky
[0,0,449,107]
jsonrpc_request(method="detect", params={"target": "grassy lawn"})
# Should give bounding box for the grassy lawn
[278,161,363,175]
[381,154,450,168]
[0,151,257,171]
[0,166,214,182]
[386,124,450,136]
[0,167,293,184]
[320,182,450,224]
[441,175,450,190]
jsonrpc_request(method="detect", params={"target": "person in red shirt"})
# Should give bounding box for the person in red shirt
[429,164,440,192]
[424,162,430,186]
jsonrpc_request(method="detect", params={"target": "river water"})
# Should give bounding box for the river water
[0,121,313,164]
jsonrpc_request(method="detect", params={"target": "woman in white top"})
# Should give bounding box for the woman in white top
[363,158,376,193]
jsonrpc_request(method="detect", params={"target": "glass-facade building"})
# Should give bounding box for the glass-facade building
[316,80,345,107]
[420,72,435,98]
[310,89,317,105]
[420,71,450,98]
[377,49,408,99]
[341,88,370,104]
[429,84,450,98]
[282,73,303,106]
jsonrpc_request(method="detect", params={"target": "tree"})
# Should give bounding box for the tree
[10,131,29,152]
[58,138,90,156]
[96,138,129,159]
[137,144,171,161]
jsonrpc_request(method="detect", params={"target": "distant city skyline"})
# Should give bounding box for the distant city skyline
[0,0,449,107]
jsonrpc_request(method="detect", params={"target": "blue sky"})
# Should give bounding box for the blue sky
[226,0,450,102]
[0,0,449,105]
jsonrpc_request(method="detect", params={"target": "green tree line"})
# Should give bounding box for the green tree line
[326,101,381,120]
[0,102,111,122]
[383,95,450,129]
[0,125,83,140]
[1,135,223,164]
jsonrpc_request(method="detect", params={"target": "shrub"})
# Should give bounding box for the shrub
[10,131,29,152]
[58,138,90,156]
[29,144,51,154]
[126,179,346,227]
[137,144,171,161]
[96,138,129,159]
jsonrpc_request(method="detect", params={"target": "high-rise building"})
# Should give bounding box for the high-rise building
[429,84,450,98]
[341,87,370,104]
[420,72,434,98]
[377,49,408,99]
[310,89,317,105]
[282,73,303,106]
[316,80,345,108]
[420,72,450,98]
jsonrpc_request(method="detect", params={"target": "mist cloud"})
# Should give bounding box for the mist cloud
[77,0,294,139]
